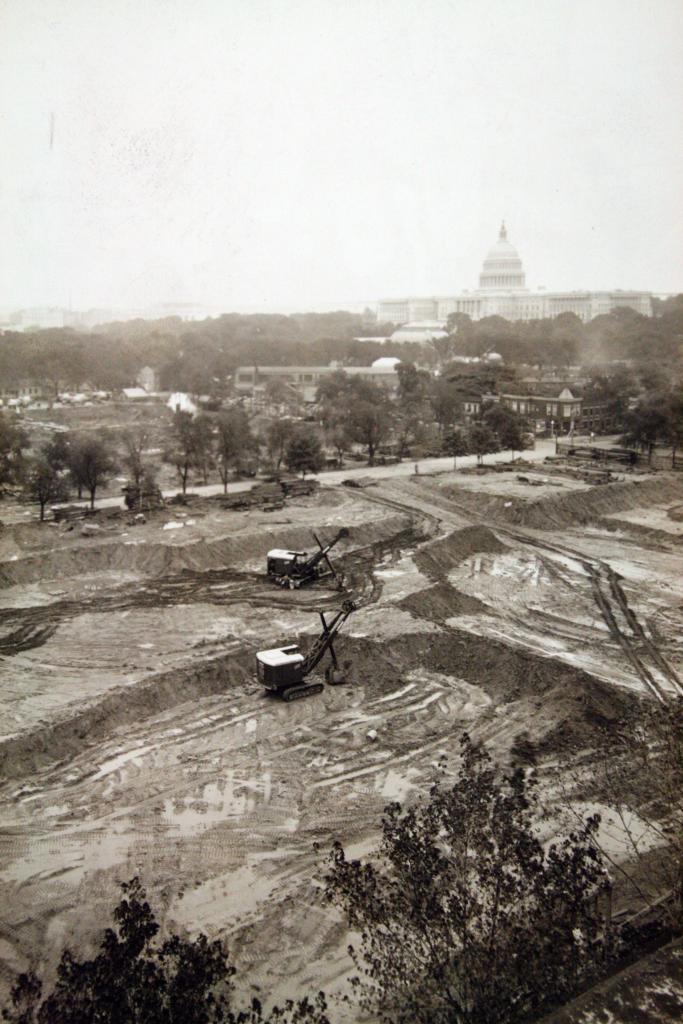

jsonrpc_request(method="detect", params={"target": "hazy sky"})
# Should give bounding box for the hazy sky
[2,0,682,312]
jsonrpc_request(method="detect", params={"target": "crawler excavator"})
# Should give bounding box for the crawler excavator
[256,599,356,701]
[266,527,348,589]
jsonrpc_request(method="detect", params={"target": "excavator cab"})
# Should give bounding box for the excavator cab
[266,549,307,580]
[256,599,356,701]
[256,644,306,690]
[266,529,348,589]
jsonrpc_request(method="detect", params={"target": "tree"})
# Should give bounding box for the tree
[3,877,329,1024]
[121,428,150,489]
[558,697,683,935]
[483,405,528,460]
[443,427,469,469]
[215,408,260,492]
[0,412,30,490]
[467,422,497,465]
[285,430,325,477]
[620,388,683,463]
[193,415,215,485]
[396,362,430,405]
[323,408,350,468]
[164,411,207,494]
[324,736,608,1024]
[43,432,71,473]
[67,436,117,509]
[263,377,300,414]
[343,381,393,465]
[23,455,70,521]
[394,364,430,457]
[265,419,296,476]
[429,379,463,435]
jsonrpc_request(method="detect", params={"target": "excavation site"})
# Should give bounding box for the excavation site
[1,465,683,1013]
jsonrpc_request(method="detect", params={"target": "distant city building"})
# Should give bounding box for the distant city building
[234,363,400,404]
[389,320,449,344]
[15,307,68,330]
[377,223,654,326]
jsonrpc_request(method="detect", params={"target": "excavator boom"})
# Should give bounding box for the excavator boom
[301,599,356,675]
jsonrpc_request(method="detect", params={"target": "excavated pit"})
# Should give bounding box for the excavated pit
[1,476,682,1013]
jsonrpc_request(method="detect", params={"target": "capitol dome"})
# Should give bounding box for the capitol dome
[478,221,527,292]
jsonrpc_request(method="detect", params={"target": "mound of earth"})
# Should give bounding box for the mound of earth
[438,474,683,530]
[0,513,414,589]
[414,525,507,579]
[398,581,486,620]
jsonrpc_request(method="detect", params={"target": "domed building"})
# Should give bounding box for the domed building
[478,222,527,292]
[376,222,653,327]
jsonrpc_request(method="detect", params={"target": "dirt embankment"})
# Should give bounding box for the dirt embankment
[414,525,507,578]
[0,513,414,589]
[399,582,486,619]
[344,630,640,755]
[0,613,640,784]
[438,474,683,530]
[0,647,256,782]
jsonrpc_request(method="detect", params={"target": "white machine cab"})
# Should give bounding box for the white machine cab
[256,644,305,688]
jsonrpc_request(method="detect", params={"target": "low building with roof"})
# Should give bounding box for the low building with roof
[234,363,400,403]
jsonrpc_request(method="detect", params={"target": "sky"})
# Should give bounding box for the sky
[2,0,682,313]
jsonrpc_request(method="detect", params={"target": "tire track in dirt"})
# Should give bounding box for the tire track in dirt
[366,480,682,704]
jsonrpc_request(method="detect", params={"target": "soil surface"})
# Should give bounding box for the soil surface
[1,467,682,1016]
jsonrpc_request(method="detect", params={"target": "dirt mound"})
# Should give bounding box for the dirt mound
[0,513,415,590]
[398,582,486,620]
[0,619,641,782]
[341,631,639,754]
[414,525,507,579]
[0,647,255,782]
[439,474,683,531]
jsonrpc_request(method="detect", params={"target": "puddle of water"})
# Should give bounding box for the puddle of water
[161,774,256,832]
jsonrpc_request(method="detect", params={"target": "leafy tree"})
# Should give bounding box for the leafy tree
[323,408,350,467]
[443,427,469,469]
[342,381,393,465]
[396,362,430,405]
[660,388,683,467]
[265,419,296,476]
[193,414,215,485]
[467,422,497,465]
[215,408,260,492]
[285,430,325,477]
[483,405,528,460]
[315,370,350,407]
[0,412,30,489]
[429,379,463,435]
[325,736,608,1024]
[121,428,151,489]
[263,377,300,413]
[67,436,117,509]
[394,363,430,457]
[164,411,209,494]
[558,698,683,936]
[316,375,393,464]
[23,455,70,521]
[42,432,72,473]
[2,878,329,1024]
[620,387,683,463]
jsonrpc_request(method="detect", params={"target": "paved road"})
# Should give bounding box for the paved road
[64,439,557,512]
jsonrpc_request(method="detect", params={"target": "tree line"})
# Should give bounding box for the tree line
[1,298,681,399]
